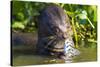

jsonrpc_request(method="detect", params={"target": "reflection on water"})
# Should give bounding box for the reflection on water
[12,45,97,66]
[73,48,97,62]
[13,55,65,66]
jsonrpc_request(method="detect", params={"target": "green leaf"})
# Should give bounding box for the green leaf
[79,19,87,24]
[77,14,87,19]
[17,12,24,21]
[82,10,87,15]
[12,22,25,29]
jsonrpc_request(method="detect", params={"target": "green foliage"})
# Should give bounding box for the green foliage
[60,4,97,48]
[11,1,97,48]
[12,21,25,29]
[11,1,48,32]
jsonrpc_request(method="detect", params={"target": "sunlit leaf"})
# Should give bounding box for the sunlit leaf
[12,22,25,29]
[82,10,87,15]
[77,14,87,19]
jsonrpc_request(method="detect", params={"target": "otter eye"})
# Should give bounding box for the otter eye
[56,28,60,33]
[54,27,60,33]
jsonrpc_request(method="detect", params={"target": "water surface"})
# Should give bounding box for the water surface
[12,45,97,66]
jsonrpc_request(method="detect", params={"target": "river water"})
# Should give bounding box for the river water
[12,44,97,66]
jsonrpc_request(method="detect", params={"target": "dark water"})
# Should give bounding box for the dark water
[12,44,97,66]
